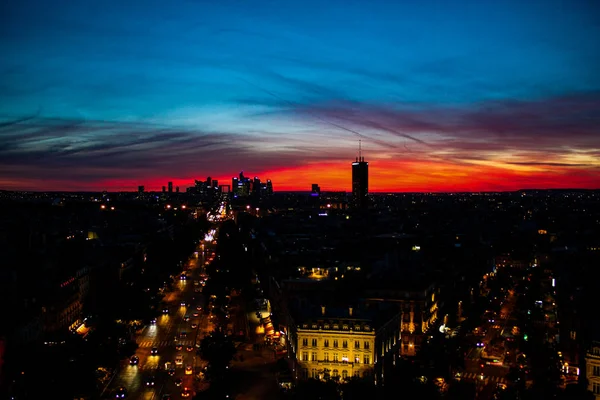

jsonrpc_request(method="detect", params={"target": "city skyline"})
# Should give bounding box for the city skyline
[1,0,600,192]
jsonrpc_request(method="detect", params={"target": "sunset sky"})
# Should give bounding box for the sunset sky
[1,0,599,192]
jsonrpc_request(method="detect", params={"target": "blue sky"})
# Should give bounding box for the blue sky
[1,0,599,191]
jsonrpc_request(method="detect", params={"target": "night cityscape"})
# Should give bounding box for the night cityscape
[1,1,600,400]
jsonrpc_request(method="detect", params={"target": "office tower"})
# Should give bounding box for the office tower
[253,177,261,196]
[206,177,212,189]
[138,185,145,193]
[352,141,368,209]
[176,186,179,193]
[266,180,273,195]
[212,180,218,190]
[168,181,173,193]
[311,184,320,196]
[232,177,239,196]
[162,186,166,193]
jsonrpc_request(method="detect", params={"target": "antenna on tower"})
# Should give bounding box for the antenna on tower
[359,139,362,161]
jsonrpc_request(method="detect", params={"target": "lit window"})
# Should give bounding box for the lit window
[363,355,370,365]
[302,352,308,361]
[324,353,329,361]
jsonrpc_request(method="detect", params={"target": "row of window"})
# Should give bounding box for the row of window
[302,323,371,331]
[301,338,370,349]
[301,352,370,365]
[303,369,366,379]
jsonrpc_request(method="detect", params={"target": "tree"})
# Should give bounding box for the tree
[199,330,236,381]
[340,376,376,400]
[446,380,476,400]
[292,379,339,400]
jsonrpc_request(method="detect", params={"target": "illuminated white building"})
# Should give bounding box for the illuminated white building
[586,342,600,398]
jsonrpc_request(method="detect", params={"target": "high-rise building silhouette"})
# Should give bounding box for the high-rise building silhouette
[311,183,320,196]
[352,141,368,209]
[162,186,166,193]
[138,185,145,193]
[168,182,173,193]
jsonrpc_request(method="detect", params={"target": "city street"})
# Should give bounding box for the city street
[461,274,520,399]
[103,238,216,399]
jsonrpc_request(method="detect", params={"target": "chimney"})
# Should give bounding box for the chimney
[321,306,326,316]
[349,307,353,317]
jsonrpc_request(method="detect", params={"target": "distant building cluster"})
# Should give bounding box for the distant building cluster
[232,171,273,198]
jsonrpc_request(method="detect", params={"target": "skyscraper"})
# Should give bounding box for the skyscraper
[352,142,368,209]
[138,185,145,193]
[311,183,320,196]
[168,181,173,193]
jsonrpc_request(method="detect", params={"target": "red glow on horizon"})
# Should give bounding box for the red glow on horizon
[2,160,598,192]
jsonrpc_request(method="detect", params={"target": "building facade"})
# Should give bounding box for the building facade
[586,342,600,398]
[295,309,376,382]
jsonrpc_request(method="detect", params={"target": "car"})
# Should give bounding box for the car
[180,332,187,338]
[186,345,194,352]
[129,355,139,365]
[175,355,183,365]
[196,306,202,311]
[181,387,192,397]
[151,347,159,355]
[180,301,186,306]
[191,323,198,329]
[180,274,187,280]
[145,376,156,386]
[115,387,128,398]
[192,313,199,317]
[150,318,157,325]
[184,315,190,321]
[168,368,176,376]
[185,365,193,375]
[162,308,169,314]
[175,378,183,386]
[175,344,183,350]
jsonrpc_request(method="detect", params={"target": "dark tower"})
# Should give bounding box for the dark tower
[351,140,368,209]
